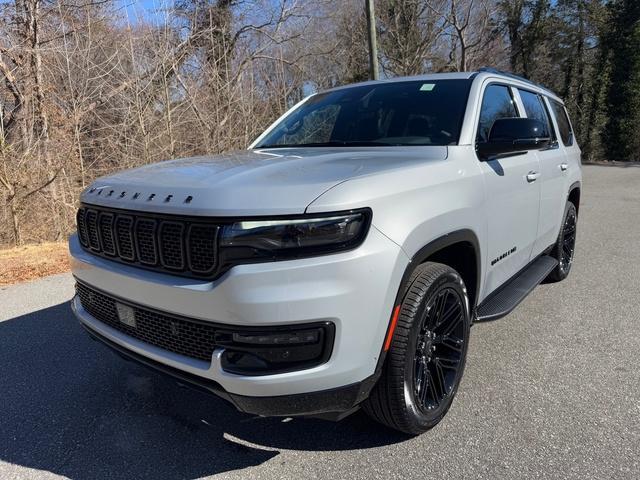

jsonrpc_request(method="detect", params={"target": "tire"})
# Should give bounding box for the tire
[546,201,578,283]
[363,262,471,435]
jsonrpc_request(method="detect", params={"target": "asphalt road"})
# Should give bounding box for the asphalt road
[1,164,639,480]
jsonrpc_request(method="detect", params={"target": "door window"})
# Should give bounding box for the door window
[476,85,519,143]
[518,89,556,140]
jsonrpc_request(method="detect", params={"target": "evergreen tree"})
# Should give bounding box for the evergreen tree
[603,0,640,161]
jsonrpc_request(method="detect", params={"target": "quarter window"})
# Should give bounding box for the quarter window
[477,85,519,143]
[549,100,574,146]
[518,89,555,140]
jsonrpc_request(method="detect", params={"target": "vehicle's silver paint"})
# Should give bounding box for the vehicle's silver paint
[472,81,542,294]
[70,228,409,396]
[532,95,582,255]
[71,71,582,398]
[81,148,447,216]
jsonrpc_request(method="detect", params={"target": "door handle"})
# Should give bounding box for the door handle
[560,163,568,171]
[526,171,540,183]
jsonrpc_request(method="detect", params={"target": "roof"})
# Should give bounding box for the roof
[324,68,561,101]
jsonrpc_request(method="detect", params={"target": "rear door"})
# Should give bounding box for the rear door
[515,89,568,256]
[476,83,542,296]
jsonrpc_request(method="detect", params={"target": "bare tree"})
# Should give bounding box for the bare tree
[0,0,629,247]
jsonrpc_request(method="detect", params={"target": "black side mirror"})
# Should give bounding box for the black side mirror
[477,118,551,160]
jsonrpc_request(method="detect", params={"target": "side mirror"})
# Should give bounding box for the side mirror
[477,118,551,160]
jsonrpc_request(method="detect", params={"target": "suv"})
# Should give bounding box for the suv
[70,69,581,435]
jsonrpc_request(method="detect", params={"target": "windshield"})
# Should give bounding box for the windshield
[256,79,472,148]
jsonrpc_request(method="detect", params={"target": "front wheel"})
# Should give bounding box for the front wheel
[363,262,471,435]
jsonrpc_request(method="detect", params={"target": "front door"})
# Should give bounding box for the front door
[476,83,542,296]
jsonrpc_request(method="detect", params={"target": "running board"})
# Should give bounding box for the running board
[475,255,558,322]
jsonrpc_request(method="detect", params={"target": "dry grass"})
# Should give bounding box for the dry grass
[0,242,70,286]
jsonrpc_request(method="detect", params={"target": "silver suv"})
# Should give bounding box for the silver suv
[70,69,581,434]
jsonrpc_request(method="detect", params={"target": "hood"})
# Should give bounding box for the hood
[81,147,448,216]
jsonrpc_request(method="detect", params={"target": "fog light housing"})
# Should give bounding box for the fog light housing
[216,322,334,375]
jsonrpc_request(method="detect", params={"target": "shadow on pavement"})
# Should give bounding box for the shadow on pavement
[582,161,640,168]
[0,302,407,479]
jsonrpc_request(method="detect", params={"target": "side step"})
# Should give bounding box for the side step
[475,255,558,322]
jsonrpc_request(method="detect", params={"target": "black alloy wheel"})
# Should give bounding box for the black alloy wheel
[413,287,466,413]
[560,206,577,272]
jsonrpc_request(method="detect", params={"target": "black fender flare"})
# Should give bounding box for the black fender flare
[567,181,581,215]
[568,181,581,202]
[393,229,482,310]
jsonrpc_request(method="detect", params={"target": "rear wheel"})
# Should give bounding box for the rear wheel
[363,262,471,435]
[547,201,577,282]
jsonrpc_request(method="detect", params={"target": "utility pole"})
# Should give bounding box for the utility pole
[365,0,379,80]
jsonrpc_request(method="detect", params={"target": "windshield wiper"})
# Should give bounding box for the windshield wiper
[257,140,398,148]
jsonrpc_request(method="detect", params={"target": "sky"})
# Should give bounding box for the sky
[118,0,168,25]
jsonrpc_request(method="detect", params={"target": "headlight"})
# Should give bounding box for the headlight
[219,209,371,264]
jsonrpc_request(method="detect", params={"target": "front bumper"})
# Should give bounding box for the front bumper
[69,225,408,407]
[81,322,376,417]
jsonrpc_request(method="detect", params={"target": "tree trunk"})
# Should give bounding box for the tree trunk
[10,200,21,247]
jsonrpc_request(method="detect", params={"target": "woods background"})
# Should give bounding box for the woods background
[0,0,638,247]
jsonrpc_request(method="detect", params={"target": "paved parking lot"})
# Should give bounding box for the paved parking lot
[0,165,638,479]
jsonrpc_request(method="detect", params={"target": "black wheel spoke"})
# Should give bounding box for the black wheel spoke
[439,335,463,353]
[432,361,447,398]
[437,307,463,337]
[422,365,439,405]
[431,290,449,329]
[413,285,467,413]
[415,358,425,393]
[435,356,460,372]
[420,367,432,405]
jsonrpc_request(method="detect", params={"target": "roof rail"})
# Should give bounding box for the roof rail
[477,67,552,94]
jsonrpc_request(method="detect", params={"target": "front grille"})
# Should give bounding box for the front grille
[76,282,218,362]
[159,222,185,270]
[135,218,158,265]
[76,205,218,279]
[98,213,116,255]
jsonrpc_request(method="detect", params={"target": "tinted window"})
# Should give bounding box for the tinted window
[549,100,573,146]
[477,85,519,142]
[257,80,472,148]
[519,89,555,140]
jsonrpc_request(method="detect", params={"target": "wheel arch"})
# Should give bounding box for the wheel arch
[568,181,581,215]
[395,229,481,313]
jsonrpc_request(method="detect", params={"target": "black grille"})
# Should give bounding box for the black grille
[135,219,158,265]
[115,216,135,261]
[86,209,100,250]
[76,282,218,362]
[188,225,218,274]
[76,209,89,246]
[77,205,218,279]
[99,213,116,255]
[159,222,185,270]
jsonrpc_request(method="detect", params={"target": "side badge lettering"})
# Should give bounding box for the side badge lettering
[491,246,517,266]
